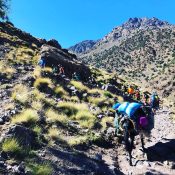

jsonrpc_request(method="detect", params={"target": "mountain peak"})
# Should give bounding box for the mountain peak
[122,17,170,29]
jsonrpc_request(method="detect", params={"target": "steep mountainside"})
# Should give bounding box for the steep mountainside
[73,18,175,104]
[69,40,97,54]
[0,21,131,175]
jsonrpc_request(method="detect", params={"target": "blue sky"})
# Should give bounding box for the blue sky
[10,0,175,48]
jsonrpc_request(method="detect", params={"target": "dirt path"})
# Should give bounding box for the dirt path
[116,106,175,175]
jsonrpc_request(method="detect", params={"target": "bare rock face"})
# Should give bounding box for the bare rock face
[47,39,62,49]
[41,45,91,81]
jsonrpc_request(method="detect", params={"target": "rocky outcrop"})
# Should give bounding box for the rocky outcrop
[47,39,62,49]
[41,44,91,81]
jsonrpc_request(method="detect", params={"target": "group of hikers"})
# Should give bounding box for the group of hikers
[38,56,81,81]
[123,85,160,107]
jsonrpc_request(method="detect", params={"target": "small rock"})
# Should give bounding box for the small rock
[0,118,4,125]
[18,161,25,172]
[171,162,175,169]
[7,165,12,170]
[0,161,5,168]
[0,151,8,159]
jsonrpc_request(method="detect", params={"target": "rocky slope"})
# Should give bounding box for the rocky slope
[0,21,175,175]
[73,17,175,106]
[0,21,129,175]
[69,40,97,54]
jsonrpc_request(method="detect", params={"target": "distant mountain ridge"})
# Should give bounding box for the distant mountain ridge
[69,40,98,54]
[70,17,175,103]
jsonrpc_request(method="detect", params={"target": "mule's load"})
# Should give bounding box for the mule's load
[113,102,154,136]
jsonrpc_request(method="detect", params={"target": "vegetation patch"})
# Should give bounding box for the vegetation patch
[34,78,53,90]
[45,109,68,124]
[70,80,89,92]
[0,61,16,79]
[2,138,23,156]
[12,84,31,104]
[26,162,53,175]
[103,91,113,98]
[54,86,68,98]
[75,111,96,129]
[48,128,61,140]
[101,117,114,131]
[12,109,39,125]
[58,102,79,116]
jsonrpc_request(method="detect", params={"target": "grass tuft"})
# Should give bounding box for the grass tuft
[54,86,68,97]
[101,117,114,131]
[12,84,30,104]
[48,128,60,140]
[2,138,22,155]
[34,78,53,90]
[12,109,39,125]
[75,111,96,129]
[26,162,52,175]
[70,80,89,92]
[103,91,113,98]
[45,109,68,124]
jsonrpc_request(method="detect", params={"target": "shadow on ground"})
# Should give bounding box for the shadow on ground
[48,147,124,175]
[146,139,175,162]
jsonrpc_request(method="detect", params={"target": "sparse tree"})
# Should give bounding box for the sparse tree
[0,0,10,20]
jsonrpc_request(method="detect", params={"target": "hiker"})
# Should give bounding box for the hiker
[38,57,46,68]
[135,90,141,101]
[58,64,65,75]
[128,86,134,97]
[143,92,149,105]
[150,92,159,112]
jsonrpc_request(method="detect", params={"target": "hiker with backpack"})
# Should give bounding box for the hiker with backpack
[38,56,46,68]
[150,92,160,113]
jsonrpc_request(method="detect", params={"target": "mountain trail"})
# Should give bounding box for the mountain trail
[116,106,175,175]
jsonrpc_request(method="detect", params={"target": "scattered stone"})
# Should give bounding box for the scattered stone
[0,118,4,125]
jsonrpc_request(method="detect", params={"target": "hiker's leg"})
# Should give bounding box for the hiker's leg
[124,123,132,166]
[130,133,135,149]
[140,133,146,152]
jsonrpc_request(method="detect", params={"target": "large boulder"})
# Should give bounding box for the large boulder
[41,45,91,81]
